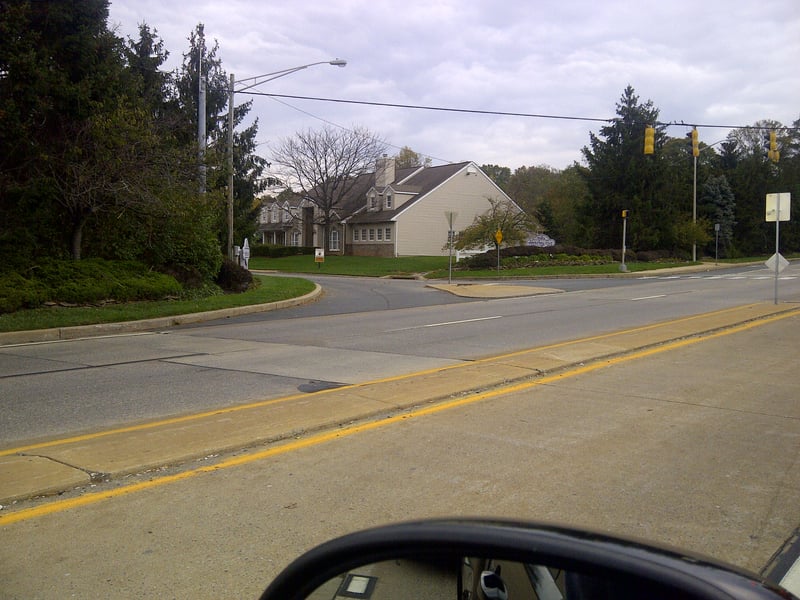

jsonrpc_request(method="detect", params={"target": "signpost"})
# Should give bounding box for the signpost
[315,248,325,270]
[494,229,503,274]
[765,192,791,304]
[445,211,458,284]
[620,210,629,272]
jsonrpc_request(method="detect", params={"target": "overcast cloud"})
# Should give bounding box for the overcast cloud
[108,0,799,171]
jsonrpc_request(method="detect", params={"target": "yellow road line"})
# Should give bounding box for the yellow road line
[0,303,778,457]
[2,306,797,527]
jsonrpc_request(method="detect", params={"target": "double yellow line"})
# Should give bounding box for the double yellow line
[2,306,798,527]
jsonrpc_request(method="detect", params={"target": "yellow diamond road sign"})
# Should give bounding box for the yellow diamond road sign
[494,229,503,244]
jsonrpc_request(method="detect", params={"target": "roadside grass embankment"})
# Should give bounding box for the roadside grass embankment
[0,275,315,333]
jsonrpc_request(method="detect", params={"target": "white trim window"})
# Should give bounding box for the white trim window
[377,228,383,241]
[385,227,391,241]
[353,229,360,241]
[369,229,375,241]
[329,229,340,251]
[385,193,393,209]
[291,231,301,246]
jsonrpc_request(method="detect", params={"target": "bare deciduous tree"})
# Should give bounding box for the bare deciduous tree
[271,126,386,251]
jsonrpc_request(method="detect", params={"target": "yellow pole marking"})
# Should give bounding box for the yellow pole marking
[1,307,798,526]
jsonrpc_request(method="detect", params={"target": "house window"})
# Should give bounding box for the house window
[270,205,279,223]
[369,229,375,241]
[291,231,301,246]
[353,229,359,241]
[362,228,367,240]
[330,229,340,251]
[385,228,391,241]
[282,208,290,222]
[385,193,392,209]
[377,228,383,241]
[369,194,377,209]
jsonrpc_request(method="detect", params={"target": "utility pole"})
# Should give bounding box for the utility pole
[227,73,235,260]
[198,49,206,194]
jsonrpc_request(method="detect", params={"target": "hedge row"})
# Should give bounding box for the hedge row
[459,245,675,270]
[249,244,316,258]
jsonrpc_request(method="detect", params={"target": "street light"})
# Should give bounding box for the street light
[226,59,347,259]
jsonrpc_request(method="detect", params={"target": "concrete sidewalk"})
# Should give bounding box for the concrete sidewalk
[2,301,797,507]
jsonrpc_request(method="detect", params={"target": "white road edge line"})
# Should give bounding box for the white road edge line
[387,315,503,332]
[631,295,668,301]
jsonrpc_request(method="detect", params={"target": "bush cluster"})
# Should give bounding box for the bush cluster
[214,258,254,293]
[459,244,676,270]
[0,259,182,313]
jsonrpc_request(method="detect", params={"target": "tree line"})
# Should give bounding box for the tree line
[1,0,266,284]
[482,86,799,259]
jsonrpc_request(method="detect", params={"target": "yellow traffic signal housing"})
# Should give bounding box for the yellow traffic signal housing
[768,131,779,162]
[621,209,629,218]
[691,129,699,157]
[643,126,655,154]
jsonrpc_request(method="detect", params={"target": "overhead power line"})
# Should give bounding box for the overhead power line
[240,91,799,131]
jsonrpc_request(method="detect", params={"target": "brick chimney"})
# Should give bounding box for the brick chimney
[375,154,395,189]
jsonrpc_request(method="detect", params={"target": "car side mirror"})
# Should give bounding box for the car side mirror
[259,519,794,600]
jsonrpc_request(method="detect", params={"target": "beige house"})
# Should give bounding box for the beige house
[258,157,520,257]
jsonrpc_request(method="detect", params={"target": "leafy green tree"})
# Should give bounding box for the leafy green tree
[481,164,512,189]
[538,164,588,245]
[580,85,669,250]
[455,198,538,251]
[0,0,143,261]
[396,146,431,169]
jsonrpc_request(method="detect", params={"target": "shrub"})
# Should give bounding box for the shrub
[250,244,315,258]
[0,259,183,313]
[215,258,254,292]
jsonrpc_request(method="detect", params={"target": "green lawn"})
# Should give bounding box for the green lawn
[249,255,449,276]
[0,275,315,333]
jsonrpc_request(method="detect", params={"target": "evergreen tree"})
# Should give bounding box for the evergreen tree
[580,85,669,250]
[699,175,736,257]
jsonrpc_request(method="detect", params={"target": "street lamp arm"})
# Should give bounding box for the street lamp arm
[224,58,347,260]
[234,59,347,93]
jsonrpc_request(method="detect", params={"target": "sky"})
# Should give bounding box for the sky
[107,0,799,173]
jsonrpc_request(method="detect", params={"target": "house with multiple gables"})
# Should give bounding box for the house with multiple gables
[257,156,520,257]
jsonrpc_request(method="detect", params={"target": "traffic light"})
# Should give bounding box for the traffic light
[621,209,629,218]
[768,131,779,162]
[643,126,655,154]
[691,128,699,157]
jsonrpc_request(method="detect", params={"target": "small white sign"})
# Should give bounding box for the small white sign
[314,248,325,263]
[766,193,791,222]
[765,253,789,273]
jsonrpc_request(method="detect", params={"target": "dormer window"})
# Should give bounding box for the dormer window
[385,193,393,209]
[369,193,377,210]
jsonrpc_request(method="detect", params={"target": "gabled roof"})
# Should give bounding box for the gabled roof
[343,161,471,224]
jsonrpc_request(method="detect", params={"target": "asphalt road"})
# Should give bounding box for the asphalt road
[1,305,799,599]
[1,263,798,444]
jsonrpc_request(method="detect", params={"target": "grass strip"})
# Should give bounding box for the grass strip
[0,275,315,333]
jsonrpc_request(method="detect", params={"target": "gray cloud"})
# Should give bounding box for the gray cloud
[108,0,799,170]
